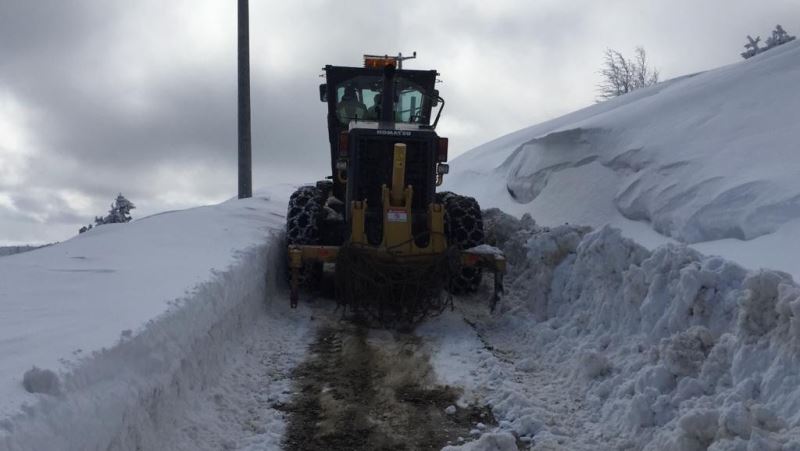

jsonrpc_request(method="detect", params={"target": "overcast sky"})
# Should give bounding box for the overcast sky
[1,0,798,245]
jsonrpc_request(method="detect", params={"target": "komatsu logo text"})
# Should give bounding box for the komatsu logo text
[376,129,412,137]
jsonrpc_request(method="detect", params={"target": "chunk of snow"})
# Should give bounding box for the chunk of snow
[442,432,519,451]
[719,402,752,439]
[678,409,719,445]
[21,367,60,396]
[660,326,714,377]
[465,244,504,256]
[579,351,611,380]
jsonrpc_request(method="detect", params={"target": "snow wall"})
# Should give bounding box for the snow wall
[486,210,800,450]
[1,234,287,451]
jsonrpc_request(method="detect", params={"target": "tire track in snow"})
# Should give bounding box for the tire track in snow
[417,302,607,450]
[463,313,593,448]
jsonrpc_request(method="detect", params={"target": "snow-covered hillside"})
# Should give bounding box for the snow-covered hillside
[446,39,800,280]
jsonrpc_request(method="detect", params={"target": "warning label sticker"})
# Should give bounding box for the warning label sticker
[387,209,408,222]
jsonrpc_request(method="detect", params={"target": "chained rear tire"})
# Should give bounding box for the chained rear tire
[287,185,325,287]
[287,186,324,245]
[436,191,485,294]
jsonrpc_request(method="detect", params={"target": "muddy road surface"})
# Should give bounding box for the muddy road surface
[280,319,494,451]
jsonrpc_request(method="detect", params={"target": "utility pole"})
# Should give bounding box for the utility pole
[237,0,252,198]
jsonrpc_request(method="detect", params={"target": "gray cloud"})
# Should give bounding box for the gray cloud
[1,0,798,244]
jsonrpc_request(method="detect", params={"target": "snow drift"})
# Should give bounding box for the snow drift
[446,39,800,279]
[0,188,293,450]
[462,212,800,450]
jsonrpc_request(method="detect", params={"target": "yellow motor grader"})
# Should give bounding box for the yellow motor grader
[287,53,505,323]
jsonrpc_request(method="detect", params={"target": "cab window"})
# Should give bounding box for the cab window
[334,76,429,124]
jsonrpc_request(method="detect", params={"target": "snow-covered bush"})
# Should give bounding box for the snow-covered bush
[79,193,136,234]
[741,25,796,59]
[740,35,762,59]
[765,25,796,50]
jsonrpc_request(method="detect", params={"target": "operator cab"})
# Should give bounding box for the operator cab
[319,54,443,158]
[332,76,430,125]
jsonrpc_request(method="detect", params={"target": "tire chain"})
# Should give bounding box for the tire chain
[287,186,324,246]
[286,185,326,287]
[436,191,485,293]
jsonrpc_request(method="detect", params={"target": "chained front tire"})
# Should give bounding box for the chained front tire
[287,185,325,288]
[437,191,485,294]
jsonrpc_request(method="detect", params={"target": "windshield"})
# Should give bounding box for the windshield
[334,76,429,125]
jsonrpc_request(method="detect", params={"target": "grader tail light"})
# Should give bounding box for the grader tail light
[437,137,448,162]
[338,131,349,157]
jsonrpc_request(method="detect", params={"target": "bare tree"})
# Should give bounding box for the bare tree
[633,48,658,89]
[597,47,660,101]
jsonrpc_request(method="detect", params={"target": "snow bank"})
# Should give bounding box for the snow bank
[446,39,800,280]
[0,187,293,450]
[466,216,800,449]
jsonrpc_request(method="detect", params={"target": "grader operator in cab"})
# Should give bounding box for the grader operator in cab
[286,53,505,324]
